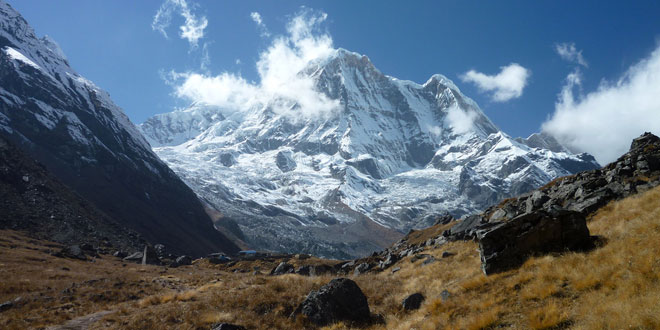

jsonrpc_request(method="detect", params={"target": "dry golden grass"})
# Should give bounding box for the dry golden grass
[2,185,660,329]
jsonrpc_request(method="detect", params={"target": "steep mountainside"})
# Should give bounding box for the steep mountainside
[140,49,599,258]
[0,1,238,257]
[0,136,143,251]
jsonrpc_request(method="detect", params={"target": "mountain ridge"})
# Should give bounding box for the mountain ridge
[140,48,599,258]
[0,0,238,257]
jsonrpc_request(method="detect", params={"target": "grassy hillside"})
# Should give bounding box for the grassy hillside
[2,185,660,329]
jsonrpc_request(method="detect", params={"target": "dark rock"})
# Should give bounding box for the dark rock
[402,293,424,311]
[0,300,13,312]
[311,264,334,276]
[525,191,550,213]
[292,278,370,326]
[211,323,246,330]
[113,251,127,258]
[433,214,454,226]
[140,245,161,265]
[477,209,591,275]
[422,256,436,265]
[276,151,297,172]
[441,290,451,302]
[296,265,312,276]
[441,251,455,258]
[270,262,294,275]
[175,255,192,266]
[448,214,487,240]
[54,245,87,260]
[154,244,166,258]
[379,254,398,270]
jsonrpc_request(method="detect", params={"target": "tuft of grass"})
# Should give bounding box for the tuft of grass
[527,302,569,329]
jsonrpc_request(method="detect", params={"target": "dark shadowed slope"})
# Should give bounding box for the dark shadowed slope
[0,1,238,256]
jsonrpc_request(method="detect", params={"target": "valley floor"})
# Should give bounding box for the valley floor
[2,185,660,329]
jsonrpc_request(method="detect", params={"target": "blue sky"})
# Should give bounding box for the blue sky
[7,0,660,163]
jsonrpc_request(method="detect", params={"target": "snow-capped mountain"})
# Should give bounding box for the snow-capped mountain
[141,49,599,259]
[0,1,238,256]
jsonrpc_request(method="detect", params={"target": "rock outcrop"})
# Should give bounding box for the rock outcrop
[292,278,371,326]
[445,132,660,274]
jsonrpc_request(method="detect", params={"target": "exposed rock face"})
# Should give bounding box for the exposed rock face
[446,132,660,274]
[0,1,238,257]
[477,209,590,274]
[292,278,371,326]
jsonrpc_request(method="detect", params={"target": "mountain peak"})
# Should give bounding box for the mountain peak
[139,44,600,258]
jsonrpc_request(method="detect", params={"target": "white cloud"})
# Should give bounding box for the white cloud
[555,42,588,67]
[152,0,208,48]
[250,11,270,37]
[542,44,660,164]
[250,12,263,26]
[460,63,531,102]
[446,104,477,134]
[169,9,339,120]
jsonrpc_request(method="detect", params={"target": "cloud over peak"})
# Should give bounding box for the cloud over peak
[168,9,339,120]
[460,63,531,102]
[152,0,208,48]
[543,44,660,164]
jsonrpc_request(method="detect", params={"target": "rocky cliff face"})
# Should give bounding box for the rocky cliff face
[140,48,599,258]
[0,1,238,257]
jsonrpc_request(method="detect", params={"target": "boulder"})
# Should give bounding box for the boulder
[175,255,192,266]
[292,278,371,326]
[295,265,312,276]
[447,214,487,240]
[311,264,334,276]
[208,254,231,264]
[123,251,143,262]
[422,256,436,265]
[402,293,424,311]
[112,250,128,258]
[353,263,370,276]
[54,245,87,260]
[477,209,591,275]
[441,251,455,258]
[141,245,161,265]
[379,253,398,270]
[441,290,451,302]
[270,262,294,275]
